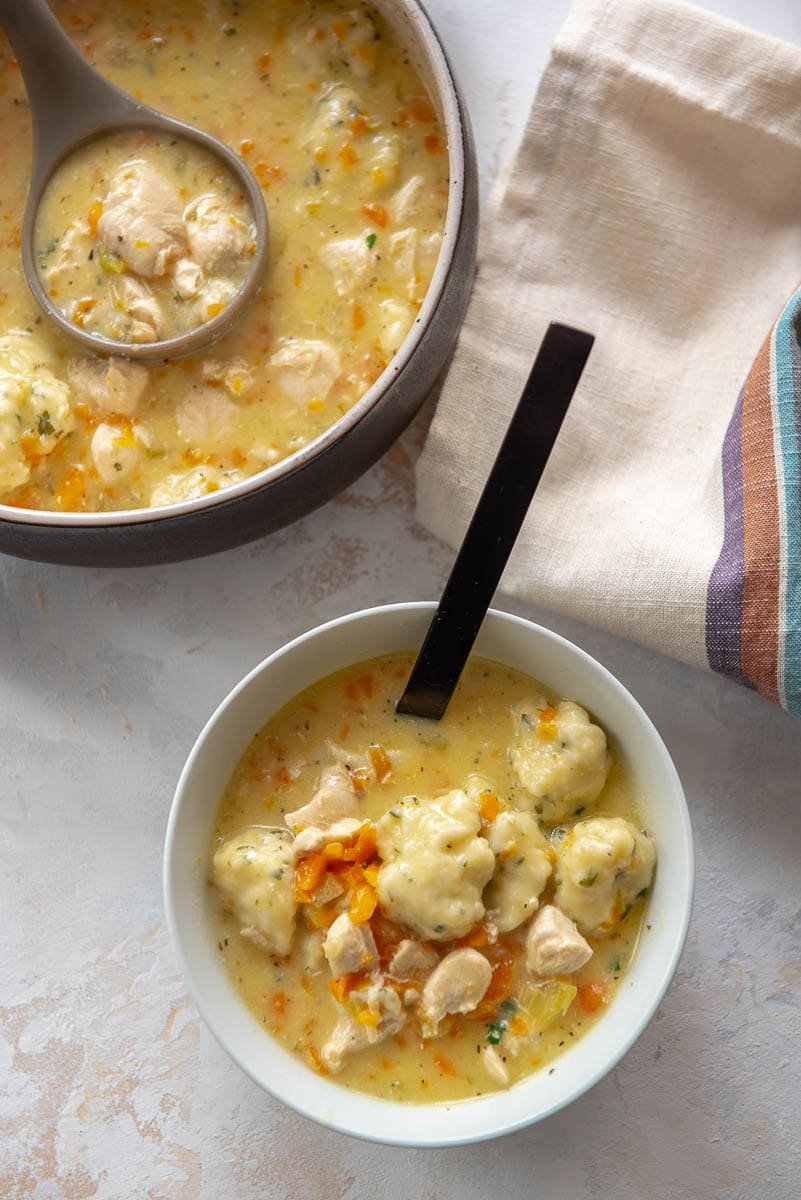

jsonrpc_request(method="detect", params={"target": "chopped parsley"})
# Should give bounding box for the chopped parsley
[36,410,54,436]
[366,232,377,249]
[579,872,598,887]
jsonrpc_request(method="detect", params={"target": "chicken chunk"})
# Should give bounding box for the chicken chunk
[322,973,406,1072]
[321,1016,371,1073]
[200,358,253,397]
[212,827,297,956]
[388,228,442,300]
[0,332,74,490]
[376,788,495,941]
[319,235,371,297]
[284,765,358,831]
[183,194,251,274]
[66,357,150,417]
[268,338,341,403]
[483,810,552,934]
[97,161,186,277]
[509,698,609,823]
[419,949,492,1035]
[108,276,166,343]
[173,257,204,300]
[480,1044,510,1086]
[324,913,377,978]
[43,219,94,289]
[303,84,367,150]
[292,817,365,857]
[289,9,378,79]
[90,421,147,485]
[553,817,656,937]
[387,939,439,983]
[525,904,593,977]
[390,175,424,224]
[149,464,245,506]
[377,298,415,356]
[175,386,237,446]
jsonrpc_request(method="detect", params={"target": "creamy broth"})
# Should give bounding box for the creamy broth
[209,654,655,1103]
[35,133,256,342]
[0,1,448,511]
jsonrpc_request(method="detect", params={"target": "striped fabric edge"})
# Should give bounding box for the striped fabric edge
[706,286,801,715]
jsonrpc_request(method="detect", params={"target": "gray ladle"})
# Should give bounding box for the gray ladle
[0,0,269,360]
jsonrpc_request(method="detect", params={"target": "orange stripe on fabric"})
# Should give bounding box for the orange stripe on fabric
[740,335,780,703]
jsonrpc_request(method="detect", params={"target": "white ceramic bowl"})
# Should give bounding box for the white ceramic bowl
[164,603,693,1146]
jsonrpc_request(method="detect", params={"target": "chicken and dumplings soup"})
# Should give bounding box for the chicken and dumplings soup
[209,653,657,1102]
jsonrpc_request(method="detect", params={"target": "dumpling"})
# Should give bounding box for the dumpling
[375,788,495,941]
[483,809,552,934]
[552,816,656,937]
[212,826,297,956]
[509,698,609,823]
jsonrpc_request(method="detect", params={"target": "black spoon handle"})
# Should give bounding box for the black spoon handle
[397,322,595,720]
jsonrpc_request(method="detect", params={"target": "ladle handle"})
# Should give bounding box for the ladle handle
[397,322,595,721]
[0,0,134,183]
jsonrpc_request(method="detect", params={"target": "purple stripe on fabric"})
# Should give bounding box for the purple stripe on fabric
[706,384,753,687]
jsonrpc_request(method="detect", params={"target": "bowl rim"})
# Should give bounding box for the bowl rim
[2,0,466,529]
[164,602,695,1146]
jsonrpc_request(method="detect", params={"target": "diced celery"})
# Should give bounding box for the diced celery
[516,980,578,1032]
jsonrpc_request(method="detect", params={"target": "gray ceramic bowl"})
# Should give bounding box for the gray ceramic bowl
[0,0,477,567]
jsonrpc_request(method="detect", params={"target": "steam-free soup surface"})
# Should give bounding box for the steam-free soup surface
[0,1,448,511]
[209,654,656,1103]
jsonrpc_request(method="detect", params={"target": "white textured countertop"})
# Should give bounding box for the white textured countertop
[3,2,801,1197]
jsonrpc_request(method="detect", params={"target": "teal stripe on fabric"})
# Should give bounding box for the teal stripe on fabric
[772,292,801,715]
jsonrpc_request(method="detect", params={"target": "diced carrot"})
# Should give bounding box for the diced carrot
[295,853,328,898]
[207,302,226,318]
[455,924,489,950]
[54,467,86,511]
[466,950,515,1021]
[351,302,365,331]
[71,297,97,328]
[271,991,288,1015]
[257,52,271,72]
[339,144,359,166]
[362,861,380,888]
[358,673,375,697]
[539,705,557,722]
[88,199,103,235]
[344,681,361,705]
[331,18,347,40]
[424,133,442,155]
[479,791,499,823]
[240,138,255,156]
[433,1053,458,1076]
[510,1014,529,1035]
[355,1008,380,1027]
[578,981,610,1013]
[353,43,374,64]
[351,767,371,792]
[408,96,436,123]
[349,115,367,137]
[368,745,392,783]
[342,824,377,863]
[329,973,365,1003]
[349,882,377,924]
[362,201,388,227]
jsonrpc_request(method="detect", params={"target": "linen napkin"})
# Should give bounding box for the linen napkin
[416,0,801,715]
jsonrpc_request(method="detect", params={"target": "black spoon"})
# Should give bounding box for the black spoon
[397,322,595,720]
